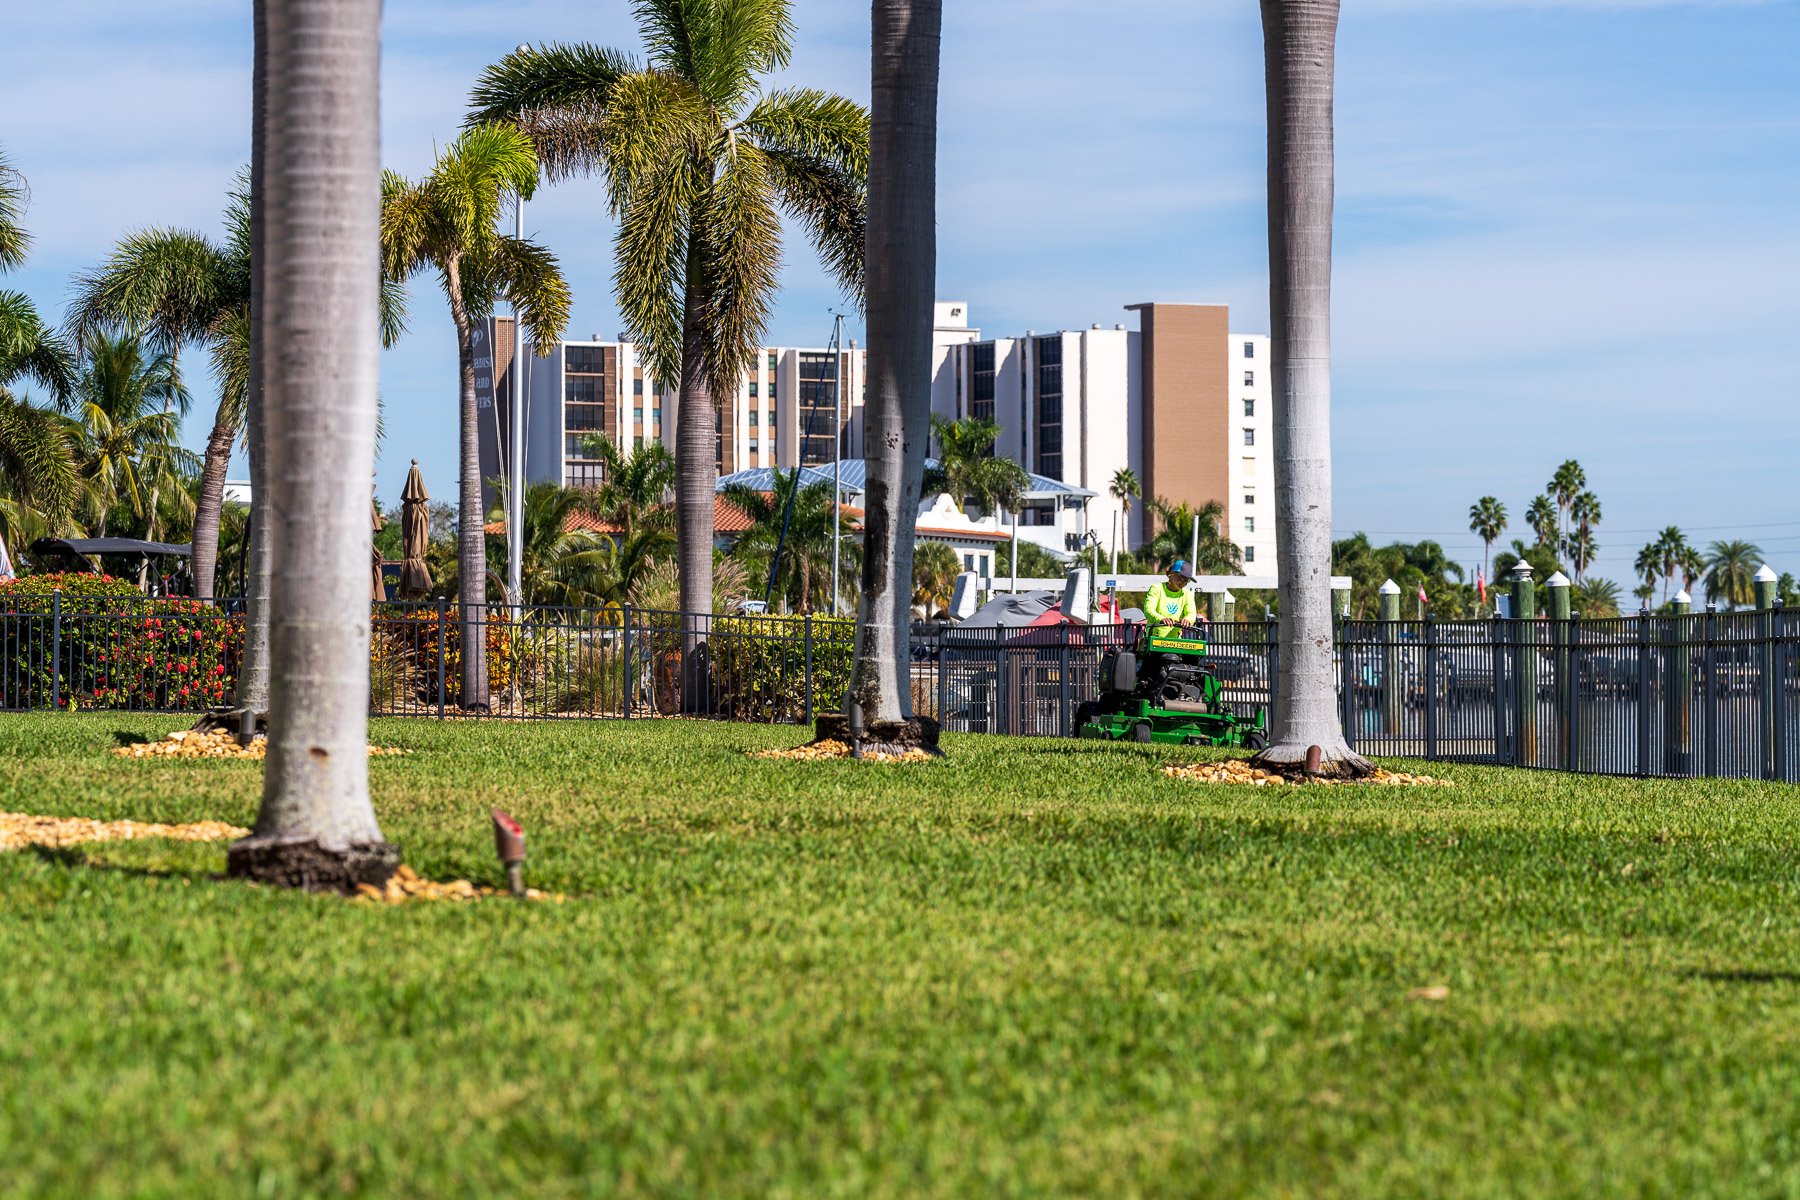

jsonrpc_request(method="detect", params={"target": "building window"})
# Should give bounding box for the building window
[1243,428,1255,447]
[971,342,995,427]
[1243,371,1254,387]
[633,406,643,423]
[1243,398,1254,417]
[1035,336,1063,480]
[1243,493,1254,506]
[749,411,759,426]
[748,382,758,398]
[1244,545,1255,563]
[768,352,778,371]
[1243,516,1254,534]
[633,378,644,395]
[980,554,990,575]
[1244,341,1255,358]
[964,553,975,571]
[565,461,604,488]
[796,351,838,467]
[749,440,759,453]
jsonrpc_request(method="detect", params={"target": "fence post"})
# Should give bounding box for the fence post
[803,614,815,728]
[1378,580,1401,737]
[435,598,447,719]
[936,627,949,732]
[1775,605,1790,784]
[621,604,634,720]
[1512,563,1537,766]
[1339,616,1356,751]
[1546,572,1571,771]
[1756,565,1778,780]
[1704,602,1720,779]
[1667,590,1692,775]
[1058,632,1072,738]
[996,627,1010,736]
[1424,613,1439,760]
[49,588,62,712]
[1490,612,1511,765]
[1636,609,1653,777]
[1264,612,1279,720]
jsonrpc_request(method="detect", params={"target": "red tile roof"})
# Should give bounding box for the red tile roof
[484,496,756,537]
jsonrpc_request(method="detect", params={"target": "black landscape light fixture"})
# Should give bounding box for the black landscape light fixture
[492,809,526,897]
[847,700,865,760]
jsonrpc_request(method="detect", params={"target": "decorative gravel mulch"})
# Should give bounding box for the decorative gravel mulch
[111,730,409,760]
[351,864,558,904]
[1163,759,1453,787]
[0,811,248,852]
[751,738,934,763]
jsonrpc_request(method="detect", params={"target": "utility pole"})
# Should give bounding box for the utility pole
[830,312,844,616]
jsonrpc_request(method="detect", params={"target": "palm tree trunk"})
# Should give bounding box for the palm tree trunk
[675,228,715,710]
[189,409,237,600]
[849,0,941,732]
[448,265,490,711]
[1253,0,1368,776]
[236,0,273,715]
[226,0,397,891]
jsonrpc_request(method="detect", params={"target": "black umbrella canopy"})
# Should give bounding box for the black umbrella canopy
[31,537,191,558]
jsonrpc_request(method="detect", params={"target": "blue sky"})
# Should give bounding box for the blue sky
[4,0,1796,589]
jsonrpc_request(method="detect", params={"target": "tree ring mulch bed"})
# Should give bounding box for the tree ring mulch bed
[1,812,248,852]
[112,730,409,760]
[752,738,935,763]
[1164,759,1453,787]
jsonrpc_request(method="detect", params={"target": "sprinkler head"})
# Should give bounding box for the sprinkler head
[1304,745,1323,777]
[491,809,526,897]
[847,701,865,760]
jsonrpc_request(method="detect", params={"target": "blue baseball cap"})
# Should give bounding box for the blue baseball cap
[1167,560,1193,580]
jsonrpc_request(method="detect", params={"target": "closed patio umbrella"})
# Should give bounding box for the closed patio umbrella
[399,459,433,600]
[371,498,387,601]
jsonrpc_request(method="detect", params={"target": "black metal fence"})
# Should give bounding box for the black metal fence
[3,593,1797,782]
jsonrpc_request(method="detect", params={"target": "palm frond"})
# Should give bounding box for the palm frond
[0,391,80,517]
[208,306,250,437]
[467,43,641,180]
[631,0,701,82]
[0,149,30,273]
[65,227,237,354]
[740,88,868,176]
[695,0,794,110]
[760,148,865,300]
[613,153,700,387]
[380,171,439,281]
[486,235,573,353]
[0,290,78,405]
[697,142,781,401]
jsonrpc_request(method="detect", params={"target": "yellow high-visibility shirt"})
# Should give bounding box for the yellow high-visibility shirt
[1144,581,1197,637]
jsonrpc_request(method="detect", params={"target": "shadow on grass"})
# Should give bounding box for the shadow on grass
[27,843,220,883]
[111,730,150,747]
[1682,970,1800,985]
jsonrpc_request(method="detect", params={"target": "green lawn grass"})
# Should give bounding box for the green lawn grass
[3,713,1799,1198]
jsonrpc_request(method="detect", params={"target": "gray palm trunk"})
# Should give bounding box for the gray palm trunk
[448,263,490,710]
[189,410,237,600]
[227,0,397,889]
[849,0,942,727]
[1254,0,1369,774]
[236,0,273,715]
[675,234,715,707]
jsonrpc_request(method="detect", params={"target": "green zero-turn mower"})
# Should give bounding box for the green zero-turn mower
[1075,629,1269,748]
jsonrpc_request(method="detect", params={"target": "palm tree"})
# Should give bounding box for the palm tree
[381,124,572,711]
[1548,459,1585,544]
[1143,497,1240,575]
[1256,0,1366,774]
[1109,467,1140,573]
[226,0,397,892]
[911,539,960,615]
[1526,494,1557,547]
[1634,541,1661,604]
[491,482,616,607]
[1572,576,1622,617]
[923,415,1028,515]
[724,469,857,614]
[1566,490,1600,580]
[0,149,77,409]
[1703,539,1762,609]
[467,4,870,653]
[581,434,678,602]
[1655,526,1689,602]
[0,393,80,531]
[1678,544,1705,600]
[1467,496,1506,581]
[70,333,197,538]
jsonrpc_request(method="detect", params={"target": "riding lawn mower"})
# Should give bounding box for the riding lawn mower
[1075,628,1269,748]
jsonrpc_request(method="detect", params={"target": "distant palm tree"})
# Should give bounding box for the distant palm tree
[1655,526,1690,602]
[724,469,857,614]
[911,539,960,615]
[0,393,79,529]
[580,434,678,602]
[1526,494,1557,548]
[1572,576,1621,617]
[1634,541,1661,603]
[1678,545,1705,600]
[1143,497,1240,575]
[382,123,572,711]
[924,415,1028,515]
[1110,467,1141,573]
[1548,459,1585,544]
[468,5,870,629]
[1702,539,1762,609]
[71,333,196,539]
[1467,496,1506,580]
[1566,490,1601,580]
[492,482,617,607]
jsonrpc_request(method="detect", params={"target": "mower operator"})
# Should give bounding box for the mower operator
[1144,560,1204,639]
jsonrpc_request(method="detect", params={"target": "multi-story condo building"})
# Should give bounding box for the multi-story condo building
[934,303,1273,570]
[475,317,869,510]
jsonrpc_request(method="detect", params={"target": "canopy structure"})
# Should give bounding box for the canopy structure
[31,537,191,562]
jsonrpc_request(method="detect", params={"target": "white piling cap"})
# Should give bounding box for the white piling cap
[1545,571,1570,588]
[1510,562,1534,580]
[1674,588,1692,605]
[1755,563,1778,583]
[1378,578,1401,595]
